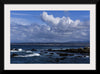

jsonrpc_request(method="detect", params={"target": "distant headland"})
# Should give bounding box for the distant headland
[11,41,90,47]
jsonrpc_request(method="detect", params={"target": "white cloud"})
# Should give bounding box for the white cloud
[41,12,60,25]
[81,32,87,36]
[11,17,31,25]
[41,12,81,34]
[11,11,90,43]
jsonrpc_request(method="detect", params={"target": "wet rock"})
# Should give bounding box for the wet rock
[39,53,42,55]
[11,53,18,57]
[59,53,69,56]
[49,52,54,54]
[11,48,18,51]
[31,48,37,51]
[68,54,74,56]
[48,49,52,51]
[57,53,74,56]
[59,57,66,60]
[46,54,52,56]
[14,48,18,51]
[76,56,83,57]
[83,47,90,53]
[11,49,13,50]
[44,51,48,53]
[40,50,43,52]
[83,55,89,57]
[55,58,59,62]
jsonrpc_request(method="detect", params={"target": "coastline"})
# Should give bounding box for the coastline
[11,43,90,47]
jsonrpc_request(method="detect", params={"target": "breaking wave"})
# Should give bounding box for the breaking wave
[15,53,40,57]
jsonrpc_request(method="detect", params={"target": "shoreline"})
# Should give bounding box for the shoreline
[11,47,90,53]
[11,47,90,63]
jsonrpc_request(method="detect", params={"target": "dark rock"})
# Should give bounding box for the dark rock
[59,57,66,60]
[11,48,18,51]
[49,52,54,54]
[83,55,89,57]
[48,49,52,51]
[46,54,52,56]
[11,53,18,57]
[83,47,90,53]
[55,58,59,62]
[44,51,48,53]
[76,56,83,57]
[65,47,90,53]
[67,54,74,56]
[31,48,37,51]
[39,53,42,55]
[59,53,69,56]
[57,53,74,56]
[11,49,13,50]
[40,50,43,52]
[83,55,86,57]
[15,48,18,51]
[84,47,90,49]
[48,47,90,53]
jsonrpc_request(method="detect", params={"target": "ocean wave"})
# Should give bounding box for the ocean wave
[11,48,24,52]
[11,50,20,52]
[18,48,23,51]
[15,53,40,57]
[25,51,32,53]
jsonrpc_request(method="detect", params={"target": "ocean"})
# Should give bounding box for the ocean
[10,44,90,64]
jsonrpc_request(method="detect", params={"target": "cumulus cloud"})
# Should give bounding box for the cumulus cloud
[41,12,60,25]
[11,11,90,43]
[41,12,82,33]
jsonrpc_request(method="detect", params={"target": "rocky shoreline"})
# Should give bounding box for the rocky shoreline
[47,47,90,53]
[11,47,90,57]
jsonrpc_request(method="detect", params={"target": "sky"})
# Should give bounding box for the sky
[10,11,90,43]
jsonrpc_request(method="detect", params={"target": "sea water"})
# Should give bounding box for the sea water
[10,45,90,64]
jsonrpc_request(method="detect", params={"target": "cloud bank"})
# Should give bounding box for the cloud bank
[11,11,90,43]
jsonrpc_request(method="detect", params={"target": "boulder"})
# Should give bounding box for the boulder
[59,53,69,56]
[44,51,48,53]
[76,56,83,57]
[48,49,52,51]
[11,53,18,57]
[31,48,37,51]
[59,57,66,60]
[57,53,74,56]
[55,58,59,62]
[49,52,54,54]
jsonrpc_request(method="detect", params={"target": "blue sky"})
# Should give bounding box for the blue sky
[10,11,90,43]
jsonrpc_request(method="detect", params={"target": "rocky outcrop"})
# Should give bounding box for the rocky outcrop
[58,53,74,56]
[11,53,18,57]
[31,48,37,51]
[47,49,52,51]
[48,47,90,53]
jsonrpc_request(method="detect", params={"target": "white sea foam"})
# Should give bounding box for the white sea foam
[18,48,23,51]
[15,53,40,57]
[10,50,19,52]
[11,48,24,52]
[85,56,89,58]
[26,51,32,53]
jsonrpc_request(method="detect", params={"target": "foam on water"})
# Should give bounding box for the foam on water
[11,50,19,52]
[25,51,32,53]
[15,53,40,57]
[18,48,23,51]
[11,48,24,52]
